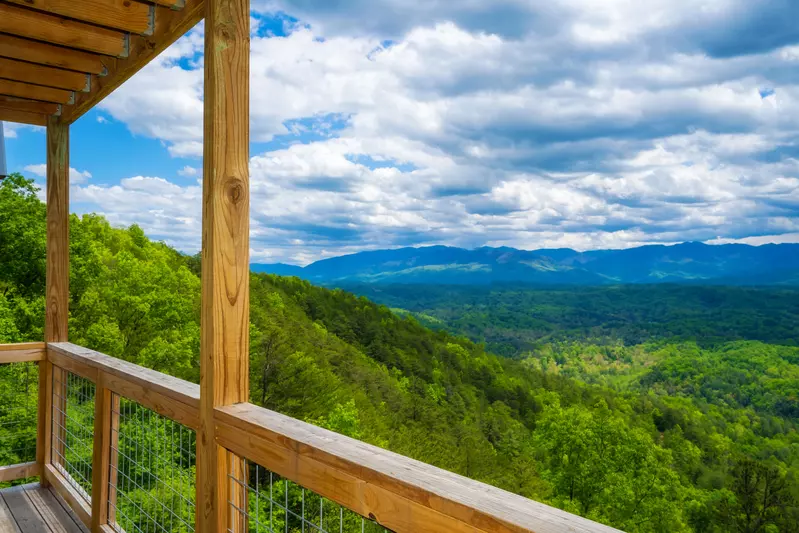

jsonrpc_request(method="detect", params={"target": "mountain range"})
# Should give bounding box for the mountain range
[251,242,799,286]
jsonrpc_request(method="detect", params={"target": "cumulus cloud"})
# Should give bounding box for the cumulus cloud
[24,164,93,185]
[75,1,799,263]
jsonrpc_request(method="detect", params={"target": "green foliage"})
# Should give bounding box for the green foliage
[2,174,799,531]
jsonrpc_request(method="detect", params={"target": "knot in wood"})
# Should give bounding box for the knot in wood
[225,178,245,205]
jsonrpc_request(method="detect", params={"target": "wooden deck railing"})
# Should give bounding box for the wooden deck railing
[0,341,621,533]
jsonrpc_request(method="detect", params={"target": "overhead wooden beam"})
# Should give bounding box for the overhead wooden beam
[0,107,48,126]
[0,3,129,57]
[0,57,89,92]
[196,0,250,530]
[60,0,204,123]
[0,79,73,105]
[0,35,107,75]
[151,0,186,8]
[5,0,154,35]
[0,96,60,116]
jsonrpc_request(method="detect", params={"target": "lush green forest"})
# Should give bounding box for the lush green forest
[1,173,799,532]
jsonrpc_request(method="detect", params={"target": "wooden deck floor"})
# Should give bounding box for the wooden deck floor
[0,483,88,533]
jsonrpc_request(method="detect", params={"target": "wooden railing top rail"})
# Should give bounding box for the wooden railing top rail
[47,342,201,430]
[0,342,46,363]
[216,403,622,533]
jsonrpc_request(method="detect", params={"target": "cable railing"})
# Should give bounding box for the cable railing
[0,341,621,533]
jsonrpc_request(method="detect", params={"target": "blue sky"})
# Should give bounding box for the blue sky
[6,0,799,264]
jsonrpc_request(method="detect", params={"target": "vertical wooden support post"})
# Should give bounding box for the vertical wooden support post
[38,115,70,487]
[91,385,114,532]
[196,0,251,531]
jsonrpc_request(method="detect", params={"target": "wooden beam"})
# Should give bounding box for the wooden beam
[0,462,40,483]
[0,3,128,57]
[216,404,623,533]
[151,0,186,8]
[5,0,154,35]
[60,0,204,124]
[91,386,114,532]
[0,96,60,116]
[0,107,48,126]
[0,57,89,92]
[0,79,73,105]
[0,34,107,75]
[39,116,70,489]
[0,342,47,363]
[196,0,250,530]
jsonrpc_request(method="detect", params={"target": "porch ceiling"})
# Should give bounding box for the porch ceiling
[0,0,204,126]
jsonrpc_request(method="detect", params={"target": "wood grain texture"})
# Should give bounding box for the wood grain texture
[0,96,60,116]
[0,486,40,533]
[4,0,153,35]
[0,492,22,533]
[60,0,204,124]
[0,4,128,56]
[0,463,40,483]
[215,403,623,533]
[22,484,86,533]
[0,79,72,105]
[0,35,107,75]
[0,108,47,126]
[37,359,54,488]
[43,465,92,529]
[91,386,113,532]
[46,117,70,344]
[197,0,250,531]
[0,343,46,363]
[0,57,89,92]
[47,343,200,425]
[150,0,186,8]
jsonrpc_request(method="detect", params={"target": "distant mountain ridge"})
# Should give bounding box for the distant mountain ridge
[251,242,799,286]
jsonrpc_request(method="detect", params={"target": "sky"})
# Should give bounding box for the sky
[6,0,799,265]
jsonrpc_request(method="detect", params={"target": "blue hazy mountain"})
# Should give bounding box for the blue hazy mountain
[251,242,799,285]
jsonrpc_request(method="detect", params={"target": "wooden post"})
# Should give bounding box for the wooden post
[196,0,250,531]
[38,115,70,486]
[91,386,118,532]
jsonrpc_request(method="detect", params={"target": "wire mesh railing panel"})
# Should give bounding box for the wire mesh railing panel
[51,368,96,502]
[109,395,196,533]
[227,455,392,533]
[0,362,39,468]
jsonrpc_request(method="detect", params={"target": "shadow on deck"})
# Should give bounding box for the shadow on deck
[0,483,89,533]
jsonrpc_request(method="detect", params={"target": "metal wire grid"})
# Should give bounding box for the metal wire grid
[108,395,196,533]
[227,456,391,533]
[0,362,39,467]
[51,368,95,502]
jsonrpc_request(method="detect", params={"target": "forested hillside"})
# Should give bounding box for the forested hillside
[1,174,798,532]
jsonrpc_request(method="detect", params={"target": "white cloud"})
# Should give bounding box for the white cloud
[84,2,799,263]
[24,164,92,185]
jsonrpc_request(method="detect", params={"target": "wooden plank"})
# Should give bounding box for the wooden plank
[47,350,99,383]
[0,97,60,116]
[0,485,42,533]
[0,108,47,126]
[0,343,46,363]
[47,344,200,414]
[23,484,85,533]
[48,486,91,533]
[91,386,113,532]
[0,79,72,105]
[106,395,120,529]
[42,115,70,487]
[5,0,154,35]
[215,403,623,533]
[0,58,89,92]
[0,4,128,57]
[150,0,186,8]
[197,0,250,531]
[60,0,203,123]
[0,463,40,484]
[0,492,22,533]
[37,359,54,488]
[45,116,70,344]
[43,465,92,530]
[0,35,107,75]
